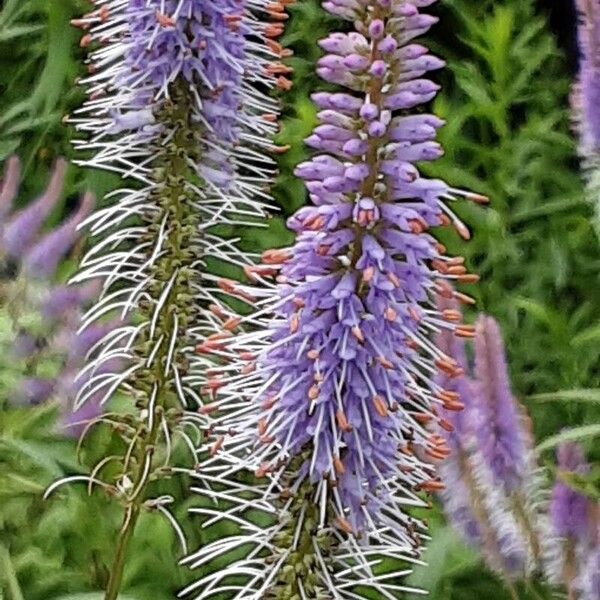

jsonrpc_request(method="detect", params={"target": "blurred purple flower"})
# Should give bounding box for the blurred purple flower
[575,0,600,154]
[551,443,593,541]
[0,156,111,437]
[473,315,530,493]
[580,537,600,600]
[1,159,67,257]
[435,299,529,577]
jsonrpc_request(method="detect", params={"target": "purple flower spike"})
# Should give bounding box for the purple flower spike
[11,378,56,406]
[1,159,67,257]
[23,192,94,279]
[68,1,286,595]
[573,1,600,233]
[551,443,593,541]
[41,281,102,321]
[550,443,596,593]
[189,1,485,597]
[0,157,108,437]
[435,298,529,579]
[473,315,529,492]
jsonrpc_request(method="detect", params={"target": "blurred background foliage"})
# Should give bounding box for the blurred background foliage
[0,0,599,598]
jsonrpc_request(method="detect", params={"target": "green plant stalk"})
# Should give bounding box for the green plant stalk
[105,506,141,600]
[265,452,337,599]
[103,85,202,600]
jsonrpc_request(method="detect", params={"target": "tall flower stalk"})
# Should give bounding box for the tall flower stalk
[434,300,529,592]
[185,1,486,597]
[48,2,285,599]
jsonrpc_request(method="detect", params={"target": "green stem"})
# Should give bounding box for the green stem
[104,506,141,600]
[102,84,201,600]
[525,580,546,600]
[505,581,519,600]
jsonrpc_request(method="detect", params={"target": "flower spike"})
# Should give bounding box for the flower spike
[187,0,483,597]
[58,1,285,597]
[433,299,528,580]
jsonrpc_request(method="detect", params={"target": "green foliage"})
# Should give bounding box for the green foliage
[0,0,119,210]
[0,400,195,600]
[1,0,599,599]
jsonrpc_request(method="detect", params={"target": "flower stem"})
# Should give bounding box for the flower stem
[102,83,202,600]
[104,505,141,600]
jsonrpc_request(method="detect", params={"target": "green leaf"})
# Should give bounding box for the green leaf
[536,425,600,454]
[572,324,600,347]
[529,389,600,404]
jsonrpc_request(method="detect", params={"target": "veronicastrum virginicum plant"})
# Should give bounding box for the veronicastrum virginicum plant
[44,1,290,599]
[185,0,489,598]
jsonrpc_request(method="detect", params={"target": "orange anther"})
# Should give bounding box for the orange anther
[438,419,454,433]
[241,362,256,375]
[408,306,421,322]
[155,11,176,27]
[210,436,225,456]
[275,76,292,91]
[272,143,291,154]
[335,516,354,535]
[377,356,394,370]
[255,463,271,478]
[262,249,291,265]
[262,396,278,410]
[447,264,467,276]
[442,309,461,322]
[454,291,476,305]
[224,317,241,331]
[336,409,352,433]
[333,456,345,475]
[418,479,446,492]
[384,307,397,322]
[455,273,480,284]
[266,62,293,75]
[290,313,300,334]
[373,394,389,418]
[351,326,365,343]
[362,266,375,283]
